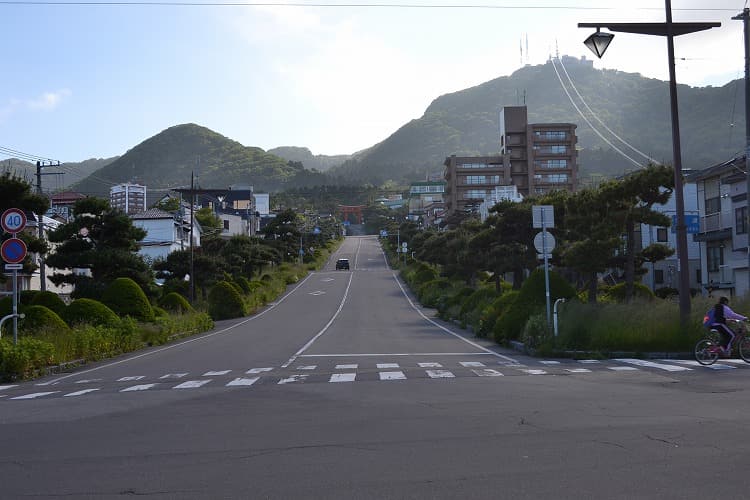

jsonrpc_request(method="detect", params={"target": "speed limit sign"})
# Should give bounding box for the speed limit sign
[1,208,27,234]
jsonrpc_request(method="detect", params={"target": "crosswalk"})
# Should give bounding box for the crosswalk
[2,357,749,402]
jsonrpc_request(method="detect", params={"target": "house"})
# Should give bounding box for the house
[131,208,200,262]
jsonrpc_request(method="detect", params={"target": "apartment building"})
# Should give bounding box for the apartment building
[110,183,147,215]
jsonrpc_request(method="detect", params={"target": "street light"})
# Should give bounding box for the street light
[579,0,719,325]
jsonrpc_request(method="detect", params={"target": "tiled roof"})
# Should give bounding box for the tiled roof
[130,208,176,220]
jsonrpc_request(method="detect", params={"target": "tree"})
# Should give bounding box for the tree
[46,197,152,298]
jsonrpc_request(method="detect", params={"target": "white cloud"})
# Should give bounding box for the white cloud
[27,89,71,111]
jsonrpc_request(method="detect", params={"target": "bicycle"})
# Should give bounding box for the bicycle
[695,319,750,366]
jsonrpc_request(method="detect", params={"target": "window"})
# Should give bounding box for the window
[654,270,664,284]
[533,144,568,155]
[463,190,486,199]
[656,227,668,242]
[465,175,486,185]
[223,219,230,230]
[736,206,747,234]
[707,243,724,272]
[534,159,568,169]
[533,130,567,140]
[705,197,721,215]
[534,174,568,184]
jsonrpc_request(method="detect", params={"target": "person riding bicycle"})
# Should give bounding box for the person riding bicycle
[711,296,748,355]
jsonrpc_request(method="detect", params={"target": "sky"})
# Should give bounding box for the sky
[0,0,747,164]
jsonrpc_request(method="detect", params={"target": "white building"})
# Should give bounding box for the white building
[131,208,200,262]
[110,183,147,215]
[478,185,524,221]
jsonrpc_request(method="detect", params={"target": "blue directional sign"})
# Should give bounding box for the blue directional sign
[313,227,321,235]
[671,214,700,234]
[1,238,27,264]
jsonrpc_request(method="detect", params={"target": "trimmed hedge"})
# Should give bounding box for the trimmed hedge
[208,281,247,320]
[63,298,120,327]
[158,292,194,313]
[605,282,655,302]
[30,291,67,316]
[20,305,70,334]
[101,277,155,322]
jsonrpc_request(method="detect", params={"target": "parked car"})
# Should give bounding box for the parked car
[335,258,350,270]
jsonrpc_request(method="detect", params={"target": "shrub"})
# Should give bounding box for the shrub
[417,279,455,308]
[605,282,655,302]
[30,291,67,316]
[19,290,40,305]
[491,291,520,343]
[158,292,194,314]
[153,306,168,318]
[236,276,252,294]
[63,298,120,327]
[20,305,70,334]
[437,287,475,322]
[101,277,155,322]
[0,337,55,380]
[522,313,552,352]
[654,287,679,299]
[208,281,247,320]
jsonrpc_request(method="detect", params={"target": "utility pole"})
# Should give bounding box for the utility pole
[733,8,750,296]
[35,160,61,292]
[189,171,195,304]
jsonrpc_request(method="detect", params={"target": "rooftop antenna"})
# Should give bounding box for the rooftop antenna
[525,33,529,65]
[519,38,523,66]
[555,39,560,60]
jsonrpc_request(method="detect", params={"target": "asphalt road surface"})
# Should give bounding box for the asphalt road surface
[2,236,750,499]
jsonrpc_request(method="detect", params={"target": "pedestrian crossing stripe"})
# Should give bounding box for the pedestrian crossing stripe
[426,370,455,379]
[379,371,406,380]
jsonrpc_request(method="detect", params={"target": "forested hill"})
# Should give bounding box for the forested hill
[1,157,118,191]
[267,146,352,172]
[72,124,326,201]
[327,56,744,185]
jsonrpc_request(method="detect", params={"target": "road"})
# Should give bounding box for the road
[2,235,750,499]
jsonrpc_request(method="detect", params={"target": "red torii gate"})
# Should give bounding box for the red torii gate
[339,205,364,224]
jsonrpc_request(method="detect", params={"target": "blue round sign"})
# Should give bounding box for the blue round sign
[1,238,27,264]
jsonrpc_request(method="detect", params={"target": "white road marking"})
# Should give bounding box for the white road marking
[377,363,400,369]
[226,377,260,387]
[321,278,334,282]
[667,360,736,370]
[608,366,639,371]
[117,376,145,382]
[379,371,406,381]
[278,375,308,384]
[0,385,18,391]
[74,379,103,384]
[64,388,101,397]
[203,370,231,376]
[174,380,211,389]
[473,369,504,377]
[565,368,592,373]
[160,373,189,379]
[335,364,358,370]
[121,384,158,392]
[419,362,443,368]
[10,391,59,400]
[0,395,6,398]
[460,361,486,367]
[615,358,692,372]
[246,367,274,374]
[578,360,601,364]
[296,366,317,370]
[329,373,356,383]
[300,352,491,357]
[426,370,455,379]
[716,359,748,365]
[309,291,326,296]
[520,369,548,375]
[539,360,561,365]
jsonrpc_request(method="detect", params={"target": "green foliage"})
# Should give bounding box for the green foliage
[437,287,475,322]
[655,287,679,299]
[208,281,247,320]
[30,291,67,316]
[416,278,456,308]
[158,292,194,313]
[605,282,655,302]
[458,287,502,334]
[19,290,40,306]
[522,313,553,352]
[63,298,120,327]
[20,305,70,334]
[0,337,55,380]
[491,291,520,343]
[235,276,252,294]
[101,277,155,322]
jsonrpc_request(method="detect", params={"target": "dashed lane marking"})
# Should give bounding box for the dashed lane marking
[539,361,561,365]
[667,360,736,370]
[608,366,639,371]
[174,380,211,389]
[121,384,158,392]
[117,376,145,382]
[520,369,548,375]
[419,362,443,368]
[74,379,103,384]
[160,373,189,379]
[460,361,486,368]
[64,388,101,397]
[0,385,18,391]
[335,364,358,370]
[226,377,260,387]
[379,371,406,381]
[246,367,274,374]
[296,366,317,370]
[278,375,308,385]
[426,370,455,379]
[203,370,232,376]
[10,391,59,400]
[565,368,592,373]
[329,373,356,383]
[473,369,504,377]
[377,363,400,369]
[615,358,692,372]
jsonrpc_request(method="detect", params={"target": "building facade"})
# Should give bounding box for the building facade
[110,183,147,215]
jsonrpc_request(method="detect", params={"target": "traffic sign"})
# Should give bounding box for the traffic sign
[1,208,27,234]
[533,231,556,254]
[1,238,27,264]
[4,263,22,270]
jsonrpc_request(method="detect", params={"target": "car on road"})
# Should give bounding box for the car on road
[335,258,350,270]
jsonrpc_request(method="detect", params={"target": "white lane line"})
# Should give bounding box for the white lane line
[539,360,561,365]
[246,367,274,374]
[0,385,18,391]
[121,384,158,392]
[377,363,400,369]
[173,380,211,389]
[578,360,601,364]
[299,352,491,357]
[426,370,455,379]
[460,361,486,368]
[160,373,189,379]
[565,368,592,373]
[39,273,315,386]
[667,360,736,370]
[392,274,518,363]
[330,373,356,383]
[608,366,640,371]
[419,362,443,368]
[0,395,6,398]
[296,366,317,371]
[614,358,692,372]
[226,377,260,387]
[117,376,145,382]
[282,272,354,368]
[10,391,59,400]
[64,388,101,397]
[74,379,103,384]
[520,369,548,375]
[203,370,232,376]
[335,364,358,370]
[379,371,406,381]
[717,359,748,365]
[473,369,504,377]
[278,375,308,385]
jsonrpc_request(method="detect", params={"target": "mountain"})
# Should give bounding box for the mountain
[1,157,118,192]
[327,56,745,185]
[72,124,326,201]
[267,146,351,172]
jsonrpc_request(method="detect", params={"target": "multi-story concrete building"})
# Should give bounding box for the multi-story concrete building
[444,106,577,219]
[408,181,445,226]
[110,183,147,215]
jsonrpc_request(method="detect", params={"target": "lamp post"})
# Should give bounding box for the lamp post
[579,0,719,324]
